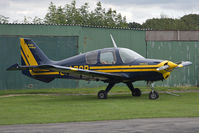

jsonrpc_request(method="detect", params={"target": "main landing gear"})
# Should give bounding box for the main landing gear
[126,82,142,97]
[97,82,142,99]
[98,83,115,99]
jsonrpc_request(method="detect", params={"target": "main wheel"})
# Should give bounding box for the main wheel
[132,88,142,97]
[98,90,107,99]
[149,91,159,100]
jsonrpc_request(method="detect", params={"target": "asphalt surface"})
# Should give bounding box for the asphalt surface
[0,117,199,133]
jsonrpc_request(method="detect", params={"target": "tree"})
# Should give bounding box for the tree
[23,16,31,24]
[79,2,90,24]
[0,15,9,23]
[44,2,67,24]
[140,13,199,30]
[43,1,128,27]
[180,14,199,30]
[128,22,142,29]
[22,16,43,24]
[142,17,188,30]
[32,17,43,24]
[89,2,105,26]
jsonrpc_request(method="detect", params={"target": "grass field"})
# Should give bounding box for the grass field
[0,87,199,125]
[0,86,199,96]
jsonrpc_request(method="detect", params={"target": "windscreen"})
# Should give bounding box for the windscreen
[119,48,144,63]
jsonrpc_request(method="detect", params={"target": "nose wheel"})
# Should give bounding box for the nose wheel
[149,90,159,100]
[147,81,159,100]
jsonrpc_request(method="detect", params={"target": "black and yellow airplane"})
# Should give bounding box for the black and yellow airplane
[7,35,192,100]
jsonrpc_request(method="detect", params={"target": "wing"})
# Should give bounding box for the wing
[7,64,129,82]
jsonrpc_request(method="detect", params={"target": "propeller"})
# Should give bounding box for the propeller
[156,61,192,71]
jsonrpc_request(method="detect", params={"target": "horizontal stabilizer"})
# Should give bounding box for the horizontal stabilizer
[7,63,38,71]
[7,64,20,71]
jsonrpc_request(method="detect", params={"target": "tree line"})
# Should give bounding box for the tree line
[129,14,199,30]
[1,0,199,30]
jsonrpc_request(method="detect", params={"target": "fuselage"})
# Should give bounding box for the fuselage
[51,47,173,83]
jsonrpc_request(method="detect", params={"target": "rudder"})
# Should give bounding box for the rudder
[20,38,55,82]
[20,38,51,66]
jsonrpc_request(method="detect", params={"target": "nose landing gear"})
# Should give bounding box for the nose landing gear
[147,81,159,100]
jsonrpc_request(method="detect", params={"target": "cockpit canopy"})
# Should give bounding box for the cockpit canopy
[85,48,144,65]
[118,48,144,63]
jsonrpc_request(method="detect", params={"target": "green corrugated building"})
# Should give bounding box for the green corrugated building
[0,23,198,89]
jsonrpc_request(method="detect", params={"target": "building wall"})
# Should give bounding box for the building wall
[1,36,79,89]
[147,41,199,86]
[0,24,146,89]
[146,31,199,41]
[146,31,199,87]
[0,24,80,89]
[1,24,198,89]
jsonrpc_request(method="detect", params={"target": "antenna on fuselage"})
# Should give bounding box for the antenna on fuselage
[110,34,118,48]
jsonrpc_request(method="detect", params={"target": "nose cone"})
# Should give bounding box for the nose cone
[167,61,178,70]
[157,60,178,80]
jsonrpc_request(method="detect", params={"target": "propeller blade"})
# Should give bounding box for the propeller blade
[177,61,192,68]
[156,65,169,71]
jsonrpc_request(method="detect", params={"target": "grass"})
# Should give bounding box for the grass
[0,87,199,125]
[0,86,198,96]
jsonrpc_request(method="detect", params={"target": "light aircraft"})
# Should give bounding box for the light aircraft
[7,35,192,100]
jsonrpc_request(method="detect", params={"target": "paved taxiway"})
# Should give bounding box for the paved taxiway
[0,117,199,133]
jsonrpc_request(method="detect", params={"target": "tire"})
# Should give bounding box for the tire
[98,90,107,99]
[132,88,142,97]
[149,91,159,100]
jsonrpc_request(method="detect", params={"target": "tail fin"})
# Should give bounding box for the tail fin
[20,38,51,66]
[7,38,55,83]
[19,38,55,82]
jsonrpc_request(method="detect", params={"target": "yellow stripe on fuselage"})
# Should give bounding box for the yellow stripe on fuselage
[90,65,158,69]
[94,69,157,73]
[30,71,60,75]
